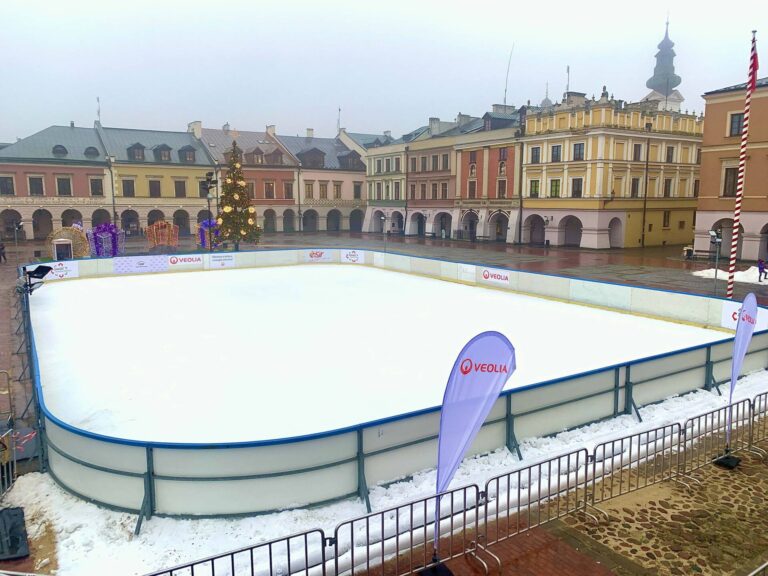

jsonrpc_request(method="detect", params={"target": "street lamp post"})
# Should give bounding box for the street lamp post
[206,193,214,252]
[107,155,118,225]
[640,122,653,248]
[710,230,722,296]
[13,221,23,267]
[381,215,387,253]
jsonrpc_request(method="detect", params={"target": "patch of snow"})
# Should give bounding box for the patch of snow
[693,266,765,285]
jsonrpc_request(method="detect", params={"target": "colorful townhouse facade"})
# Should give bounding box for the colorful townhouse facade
[520,89,703,248]
[693,77,768,260]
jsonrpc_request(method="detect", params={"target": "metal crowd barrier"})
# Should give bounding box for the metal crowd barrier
[139,391,768,576]
[483,448,589,546]
[0,429,16,499]
[146,528,328,576]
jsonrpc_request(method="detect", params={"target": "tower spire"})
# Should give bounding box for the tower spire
[646,20,681,96]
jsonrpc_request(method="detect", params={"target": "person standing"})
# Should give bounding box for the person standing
[758,259,766,282]
[0,241,6,264]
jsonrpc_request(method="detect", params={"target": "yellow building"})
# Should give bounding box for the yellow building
[521,89,702,248]
[96,122,216,236]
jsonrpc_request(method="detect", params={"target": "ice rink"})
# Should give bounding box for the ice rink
[30,265,727,443]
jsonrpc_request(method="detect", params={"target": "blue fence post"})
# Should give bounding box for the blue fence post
[624,365,633,416]
[356,429,371,512]
[505,395,523,459]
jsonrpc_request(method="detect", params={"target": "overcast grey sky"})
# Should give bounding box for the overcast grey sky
[1,0,766,142]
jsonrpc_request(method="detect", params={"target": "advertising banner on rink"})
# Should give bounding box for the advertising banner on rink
[167,254,204,270]
[340,249,365,264]
[33,261,79,280]
[304,249,333,263]
[727,293,757,447]
[209,254,236,269]
[113,255,169,274]
[434,331,515,545]
[479,267,511,286]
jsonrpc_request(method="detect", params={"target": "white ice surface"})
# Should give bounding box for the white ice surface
[7,369,768,576]
[30,265,726,443]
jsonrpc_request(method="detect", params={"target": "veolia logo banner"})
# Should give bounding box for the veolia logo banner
[435,331,515,537]
[727,293,757,446]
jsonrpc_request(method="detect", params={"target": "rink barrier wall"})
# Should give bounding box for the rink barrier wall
[22,248,768,519]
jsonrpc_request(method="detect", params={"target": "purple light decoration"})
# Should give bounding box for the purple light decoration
[198,219,220,249]
[88,223,124,257]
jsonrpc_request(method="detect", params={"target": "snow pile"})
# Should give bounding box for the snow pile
[5,369,768,576]
[693,266,764,284]
[30,265,724,443]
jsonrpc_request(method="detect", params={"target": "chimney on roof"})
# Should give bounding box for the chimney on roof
[266,125,276,136]
[428,117,441,135]
[70,121,75,128]
[456,113,472,126]
[384,130,391,139]
[187,121,202,138]
[492,104,516,115]
[306,128,314,138]
[223,122,230,133]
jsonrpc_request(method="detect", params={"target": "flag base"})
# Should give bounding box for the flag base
[418,564,454,576]
[714,454,741,470]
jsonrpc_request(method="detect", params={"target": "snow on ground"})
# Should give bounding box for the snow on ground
[693,265,765,285]
[6,369,768,576]
[30,265,726,443]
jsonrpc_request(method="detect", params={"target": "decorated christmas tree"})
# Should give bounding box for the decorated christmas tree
[217,141,260,250]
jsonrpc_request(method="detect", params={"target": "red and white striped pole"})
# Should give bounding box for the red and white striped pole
[726,31,759,299]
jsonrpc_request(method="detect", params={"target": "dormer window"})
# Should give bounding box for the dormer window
[153,144,172,162]
[84,146,100,159]
[128,144,145,161]
[265,150,283,165]
[52,145,68,157]
[179,145,196,163]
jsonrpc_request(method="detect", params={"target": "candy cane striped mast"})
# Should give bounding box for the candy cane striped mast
[726,31,759,299]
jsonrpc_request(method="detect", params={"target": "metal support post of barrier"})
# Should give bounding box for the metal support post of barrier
[613,367,621,416]
[623,366,633,416]
[356,429,371,512]
[704,347,713,391]
[145,447,156,519]
[505,395,523,460]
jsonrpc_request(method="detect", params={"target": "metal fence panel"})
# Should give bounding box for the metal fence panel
[753,392,768,446]
[483,449,589,545]
[332,485,480,576]
[0,429,16,498]
[682,399,752,474]
[144,529,328,576]
[591,423,682,505]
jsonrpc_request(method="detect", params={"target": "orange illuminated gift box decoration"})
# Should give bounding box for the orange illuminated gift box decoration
[146,220,179,249]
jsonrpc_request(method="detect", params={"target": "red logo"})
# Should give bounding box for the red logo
[459,358,508,376]
[169,256,201,265]
[345,250,359,263]
[742,312,756,325]
[482,270,490,279]
[482,269,509,282]
[309,250,325,259]
[170,256,178,264]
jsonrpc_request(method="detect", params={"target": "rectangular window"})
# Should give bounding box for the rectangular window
[696,148,701,164]
[385,158,391,173]
[431,183,438,199]
[551,145,561,163]
[199,181,208,198]
[441,182,448,199]
[663,210,670,228]
[174,180,186,198]
[499,147,508,161]
[633,143,642,161]
[497,180,506,199]
[394,181,401,200]
[159,149,171,161]
[693,180,700,198]
[666,146,674,163]
[442,153,449,170]
[246,182,255,199]
[723,168,738,197]
[395,157,401,172]
[376,159,382,174]
[573,143,585,161]
[571,178,583,198]
[56,176,72,196]
[421,157,427,171]
[353,182,361,200]
[333,182,341,199]
[284,182,294,199]
[630,178,640,198]
[28,177,44,196]
[678,220,685,230]
[265,182,275,199]
[468,181,476,199]
[182,150,195,163]
[305,182,314,199]
[729,113,744,137]
[549,179,560,198]
[410,157,416,172]
[90,178,104,196]
[0,176,14,196]
[131,148,144,161]
[420,183,426,199]
[122,179,135,197]
[529,180,540,198]
[148,180,161,198]
[663,178,672,197]
[319,182,328,199]
[375,182,382,199]
[530,147,541,164]
[410,184,416,199]
[469,151,477,163]
[431,155,438,171]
